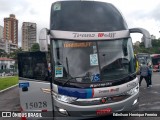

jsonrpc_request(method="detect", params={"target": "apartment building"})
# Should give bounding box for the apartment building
[0,26,4,51]
[22,22,37,51]
[3,14,18,45]
[0,39,5,52]
[0,39,17,54]
[0,25,3,39]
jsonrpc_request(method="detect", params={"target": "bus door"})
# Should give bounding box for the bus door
[18,51,53,115]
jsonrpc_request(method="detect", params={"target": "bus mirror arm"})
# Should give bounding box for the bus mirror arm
[129,28,152,48]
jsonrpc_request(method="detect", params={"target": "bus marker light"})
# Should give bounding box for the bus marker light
[133,99,138,105]
[58,108,68,115]
[42,109,48,112]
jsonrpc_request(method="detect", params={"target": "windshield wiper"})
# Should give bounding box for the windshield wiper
[121,73,136,80]
[129,73,136,79]
[63,72,91,85]
[63,77,82,85]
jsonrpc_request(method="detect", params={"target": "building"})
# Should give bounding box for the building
[3,14,18,45]
[0,25,3,39]
[141,34,156,42]
[5,40,17,53]
[22,22,37,51]
[0,39,5,52]
[0,57,15,73]
[0,26,5,53]
[0,39,17,54]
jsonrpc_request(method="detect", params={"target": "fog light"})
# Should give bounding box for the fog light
[58,108,68,115]
[133,99,138,105]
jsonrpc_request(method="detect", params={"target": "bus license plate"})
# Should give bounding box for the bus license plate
[96,108,112,116]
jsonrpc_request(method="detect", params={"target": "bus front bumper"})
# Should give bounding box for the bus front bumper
[54,92,139,120]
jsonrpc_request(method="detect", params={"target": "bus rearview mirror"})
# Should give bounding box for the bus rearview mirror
[129,28,152,48]
[39,28,49,52]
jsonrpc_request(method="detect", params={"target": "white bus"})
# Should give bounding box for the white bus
[136,53,152,65]
[18,1,152,120]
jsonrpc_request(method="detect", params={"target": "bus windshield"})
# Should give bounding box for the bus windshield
[52,38,136,83]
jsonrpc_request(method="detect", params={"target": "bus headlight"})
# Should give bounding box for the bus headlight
[54,93,77,103]
[126,85,139,96]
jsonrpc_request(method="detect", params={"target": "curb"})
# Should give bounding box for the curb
[0,84,18,93]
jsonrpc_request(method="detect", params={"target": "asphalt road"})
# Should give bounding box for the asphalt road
[138,73,160,111]
[91,72,160,120]
[0,86,20,120]
[0,72,160,120]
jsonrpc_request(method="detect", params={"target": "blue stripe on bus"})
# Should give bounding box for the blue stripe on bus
[86,89,93,98]
[58,86,93,98]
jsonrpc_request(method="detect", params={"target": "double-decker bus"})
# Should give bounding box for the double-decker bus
[18,1,152,120]
[151,54,160,72]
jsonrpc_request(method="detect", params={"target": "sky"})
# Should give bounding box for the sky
[0,0,160,47]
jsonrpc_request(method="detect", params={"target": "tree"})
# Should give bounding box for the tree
[9,47,23,59]
[133,39,160,54]
[8,47,23,71]
[30,43,40,52]
[0,49,7,57]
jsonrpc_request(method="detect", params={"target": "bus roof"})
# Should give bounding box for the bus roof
[136,53,151,57]
[137,53,150,55]
[151,54,160,57]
